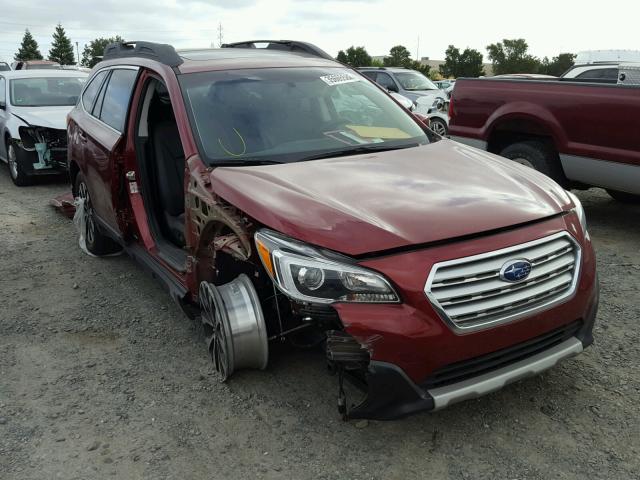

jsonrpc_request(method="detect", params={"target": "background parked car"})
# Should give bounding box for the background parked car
[0,61,10,71]
[0,69,87,185]
[358,66,447,107]
[11,60,61,70]
[434,79,455,90]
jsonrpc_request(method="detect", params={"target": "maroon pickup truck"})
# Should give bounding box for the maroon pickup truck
[448,77,640,203]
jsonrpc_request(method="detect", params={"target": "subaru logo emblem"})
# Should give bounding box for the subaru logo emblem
[500,259,532,283]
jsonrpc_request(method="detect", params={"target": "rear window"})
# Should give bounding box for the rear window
[10,76,86,107]
[180,67,428,165]
[82,70,108,112]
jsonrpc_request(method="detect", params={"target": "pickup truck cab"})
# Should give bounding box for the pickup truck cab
[67,41,598,420]
[448,71,640,203]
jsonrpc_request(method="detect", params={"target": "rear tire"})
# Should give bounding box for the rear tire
[74,173,121,255]
[499,140,566,186]
[606,189,640,204]
[6,141,32,186]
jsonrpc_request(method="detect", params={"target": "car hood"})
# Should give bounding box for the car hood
[11,106,73,130]
[210,140,571,256]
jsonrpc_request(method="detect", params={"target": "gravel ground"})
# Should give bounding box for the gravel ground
[0,168,639,480]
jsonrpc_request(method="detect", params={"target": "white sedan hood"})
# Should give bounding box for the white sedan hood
[11,106,73,130]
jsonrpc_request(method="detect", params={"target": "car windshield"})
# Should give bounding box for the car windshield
[10,76,86,107]
[394,72,438,91]
[180,67,429,165]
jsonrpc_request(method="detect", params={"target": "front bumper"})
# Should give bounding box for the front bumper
[332,215,598,419]
[346,289,597,420]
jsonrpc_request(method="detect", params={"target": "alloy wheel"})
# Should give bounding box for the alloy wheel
[7,144,18,180]
[77,181,96,246]
[199,282,232,381]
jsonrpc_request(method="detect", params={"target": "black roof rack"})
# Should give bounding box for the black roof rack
[102,41,183,68]
[221,40,334,61]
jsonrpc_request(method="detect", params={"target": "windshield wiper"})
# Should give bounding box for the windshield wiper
[296,143,419,162]
[212,158,284,167]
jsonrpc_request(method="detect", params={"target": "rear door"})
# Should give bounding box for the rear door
[78,67,139,235]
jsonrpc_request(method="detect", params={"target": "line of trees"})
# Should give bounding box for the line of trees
[13,26,125,68]
[15,25,76,65]
[486,39,575,76]
[337,40,575,79]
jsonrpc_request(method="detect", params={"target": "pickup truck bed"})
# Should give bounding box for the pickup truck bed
[448,78,640,201]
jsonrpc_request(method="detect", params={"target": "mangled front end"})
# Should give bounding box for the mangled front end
[15,125,68,173]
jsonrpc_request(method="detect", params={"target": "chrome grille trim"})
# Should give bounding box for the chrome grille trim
[424,232,582,333]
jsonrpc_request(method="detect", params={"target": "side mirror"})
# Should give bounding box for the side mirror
[0,101,6,110]
[387,84,399,93]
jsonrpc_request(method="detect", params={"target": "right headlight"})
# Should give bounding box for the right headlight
[254,229,399,304]
[567,191,588,234]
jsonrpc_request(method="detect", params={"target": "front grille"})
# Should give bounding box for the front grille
[422,320,582,389]
[425,232,581,332]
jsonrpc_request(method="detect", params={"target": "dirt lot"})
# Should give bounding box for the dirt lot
[0,168,639,480]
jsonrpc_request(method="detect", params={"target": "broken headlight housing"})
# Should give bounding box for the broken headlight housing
[255,229,399,304]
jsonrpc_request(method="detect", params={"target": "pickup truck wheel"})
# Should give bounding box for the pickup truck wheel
[499,141,565,185]
[74,173,121,255]
[6,142,32,186]
[606,189,640,204]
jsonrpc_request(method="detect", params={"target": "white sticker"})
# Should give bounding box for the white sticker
[320,72,360,86]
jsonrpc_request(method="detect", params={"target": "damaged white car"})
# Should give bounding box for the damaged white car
[0,69,87,185]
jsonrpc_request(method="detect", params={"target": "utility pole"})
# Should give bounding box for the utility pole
[217,22,224,47]
[75,41,80,66]
[416,36,420,61]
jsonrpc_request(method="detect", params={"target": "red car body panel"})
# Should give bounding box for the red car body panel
[209,140,573,256]
[336,214,596,384]
[449,78,640,167]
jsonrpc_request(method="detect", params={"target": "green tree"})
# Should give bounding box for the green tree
[486,38,540,75]
[48,23,75,65]
[336,46,371,67]
[81,36,125,68]
[440,45,485,78]
[539,53,576,76]
[14,29,43,61]
[384,45,412,68]
[409,60,430,77]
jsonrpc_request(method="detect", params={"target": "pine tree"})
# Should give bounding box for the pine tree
[48,24,76,65]
[14,29,43,61]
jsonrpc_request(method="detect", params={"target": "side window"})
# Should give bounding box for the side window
[0,77,5,104]
[361,71,377,82]
[376,72,398,92]
[82,70,108,112]
[576,68,618,81]
[99,69,138,132]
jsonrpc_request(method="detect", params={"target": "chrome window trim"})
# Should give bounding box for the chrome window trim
[80,65,140,134]
[424,231,582,334]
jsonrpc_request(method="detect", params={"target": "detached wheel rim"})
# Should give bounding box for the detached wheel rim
[8,144,18,180]
[77,181,96,246]
[511,157,535,169]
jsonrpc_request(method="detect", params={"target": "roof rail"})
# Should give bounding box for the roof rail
[102,41,183,67]
[221,40,334,61]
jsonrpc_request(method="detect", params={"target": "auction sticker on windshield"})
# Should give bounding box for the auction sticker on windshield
[320,72,360,86]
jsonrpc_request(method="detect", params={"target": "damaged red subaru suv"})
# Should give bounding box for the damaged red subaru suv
[67,41,598,420]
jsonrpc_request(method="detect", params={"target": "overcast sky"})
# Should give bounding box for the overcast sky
[1,0,639,63]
